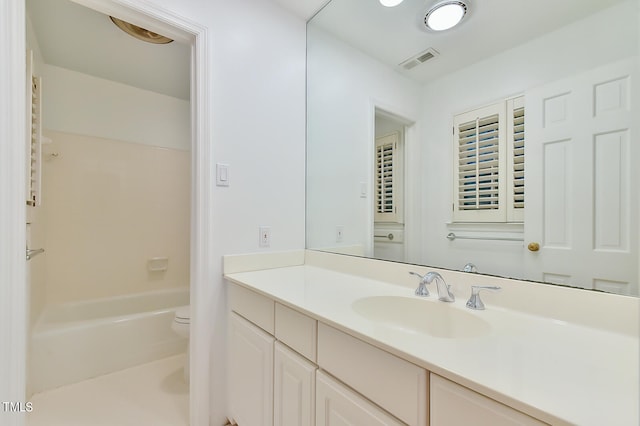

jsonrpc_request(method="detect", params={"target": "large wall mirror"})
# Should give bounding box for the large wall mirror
[306,0,639,296]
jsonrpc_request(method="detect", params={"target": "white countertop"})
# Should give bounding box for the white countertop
[225,260,639,426]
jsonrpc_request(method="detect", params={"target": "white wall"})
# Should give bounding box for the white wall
[420,0,638,277]
[306,26,422,256]
[42,64,190,151]
[142,1,307,424]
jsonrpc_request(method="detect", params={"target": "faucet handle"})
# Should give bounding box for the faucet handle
[409,271,430,297]
[463,262,478,273]
[466,285,501,310]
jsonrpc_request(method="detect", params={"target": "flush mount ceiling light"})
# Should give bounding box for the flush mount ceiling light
[424,1,468,31]
[379,0,404,7]
[110,16,173,44]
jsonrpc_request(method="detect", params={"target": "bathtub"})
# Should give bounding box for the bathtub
[30,287,189,394]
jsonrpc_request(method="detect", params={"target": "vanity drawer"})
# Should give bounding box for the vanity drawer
[316,370,404,426]
[430,374,547,425]
[229,282,275,334]
[317,323,428,426]
[275,303,317,362]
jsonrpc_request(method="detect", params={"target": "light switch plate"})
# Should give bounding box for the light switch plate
[216,163,230,186]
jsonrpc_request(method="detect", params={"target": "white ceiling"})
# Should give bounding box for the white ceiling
[309,0,628,84]
[272,0,329,20]
[26,0,628,100]
[26,0,327,101]
[27,0,191,100]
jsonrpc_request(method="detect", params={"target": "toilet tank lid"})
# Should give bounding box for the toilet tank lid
[175,306,190,320]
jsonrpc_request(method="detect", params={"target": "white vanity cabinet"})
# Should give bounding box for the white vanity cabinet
[430,374,547,426]
[228,282,548,426]
[229,283,319,426]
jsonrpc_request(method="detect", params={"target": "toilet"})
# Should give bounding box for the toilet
[172,306,190,382]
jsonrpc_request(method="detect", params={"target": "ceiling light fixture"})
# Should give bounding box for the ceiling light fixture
[110,16,173,44]
[379,0,404,7]
[424,1,467,31]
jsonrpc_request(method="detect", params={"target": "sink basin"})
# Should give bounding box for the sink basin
[352,296,491,338]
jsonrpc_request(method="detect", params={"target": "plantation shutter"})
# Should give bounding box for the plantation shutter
[27,50,42,207]
[453,102,506,222]
[507,96,525,221]
[375,132,401,222]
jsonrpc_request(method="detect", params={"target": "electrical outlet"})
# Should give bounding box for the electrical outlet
[259,226,271,247]
[336,226,344,242]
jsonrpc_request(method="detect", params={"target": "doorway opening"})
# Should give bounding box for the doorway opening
[373,108,414,263]
[22,0,208,424]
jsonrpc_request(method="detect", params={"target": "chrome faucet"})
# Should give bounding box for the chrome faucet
[409,271,455,302]
[466,285,501,310]
[409,271,430,297]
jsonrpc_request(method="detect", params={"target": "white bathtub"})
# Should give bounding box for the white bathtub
[30,287,189,394]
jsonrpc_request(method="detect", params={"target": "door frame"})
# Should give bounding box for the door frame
[0,1,212,424]
[369,101,420,264]
[0,2,28,426]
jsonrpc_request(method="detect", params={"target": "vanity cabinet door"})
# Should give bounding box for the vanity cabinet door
[430,374,547,426]
[316,371,404,426]
[274,342,317,426]
[228,312,275,426]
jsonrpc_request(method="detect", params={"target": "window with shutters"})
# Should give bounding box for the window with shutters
[452,96,524,223]
[507,96,525,222]
[27,50,42,207]
[375,131,403,223]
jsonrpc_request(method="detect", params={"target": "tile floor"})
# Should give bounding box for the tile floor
[27,354,189,426]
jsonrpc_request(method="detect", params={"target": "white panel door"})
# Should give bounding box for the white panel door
[274,342,317,426]
[316,371,404,426]
[228,312,275,426]
[525,58,638,295]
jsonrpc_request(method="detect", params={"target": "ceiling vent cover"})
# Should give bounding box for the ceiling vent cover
[110,16,173,44]
[399,47,440,70]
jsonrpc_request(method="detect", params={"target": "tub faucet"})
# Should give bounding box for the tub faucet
[409,271,455,302]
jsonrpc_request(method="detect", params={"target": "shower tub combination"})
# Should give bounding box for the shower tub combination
[30,287,189,394]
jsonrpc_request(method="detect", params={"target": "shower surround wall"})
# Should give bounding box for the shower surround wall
[42,130,190,304]
[37,63,191,305]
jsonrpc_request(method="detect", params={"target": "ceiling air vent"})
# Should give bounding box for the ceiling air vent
[399,47,439,70]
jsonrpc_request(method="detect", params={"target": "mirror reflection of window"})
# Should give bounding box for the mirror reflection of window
[373,112,406,263]
[453,96,524,224]
[375,132,400,222]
